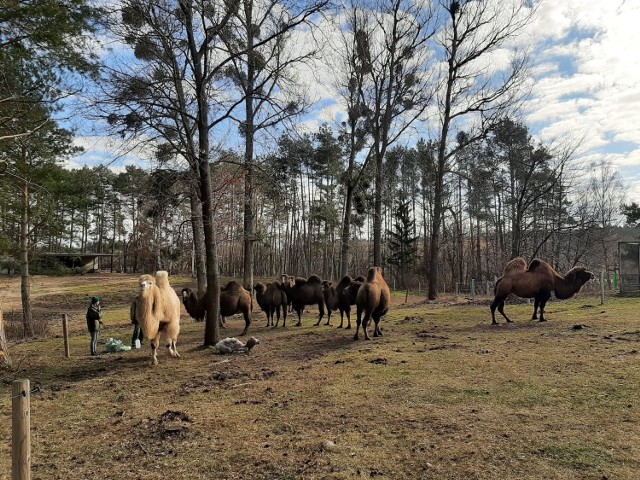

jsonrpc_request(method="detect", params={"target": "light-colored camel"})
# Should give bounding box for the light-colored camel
[491,258,594,324]
[135,271,181,365]
[354,267,390,341]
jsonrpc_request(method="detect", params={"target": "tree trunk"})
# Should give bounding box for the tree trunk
[20,181,33,337]
[189,190,207,296]
[373,148,383,267]
[242,0,255,292]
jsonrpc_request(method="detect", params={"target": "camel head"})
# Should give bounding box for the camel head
[253,283,266,294]
[321,280,333,293]
[566,267,595,288]
[138,274,155,295]
[245,336,260,352]
[181,288,193,300]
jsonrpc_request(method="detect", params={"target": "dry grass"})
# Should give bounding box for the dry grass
[1,274,639,479]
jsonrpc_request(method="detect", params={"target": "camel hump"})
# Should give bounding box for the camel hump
[527,258,546,271]
[254,282,266,292]
[294,277,308,286]
[366,266,382,282]
[336,275,352,289]
[155,270,171,289]
[222,280,243,293]
[354,275,366,282]
[307,275,322,284]
[503,258,527,275]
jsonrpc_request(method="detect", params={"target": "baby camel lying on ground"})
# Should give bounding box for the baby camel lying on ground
[212,336,260,354]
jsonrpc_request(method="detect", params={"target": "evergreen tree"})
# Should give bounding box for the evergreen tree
[387,197,419,299]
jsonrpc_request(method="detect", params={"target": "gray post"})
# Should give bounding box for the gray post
[471,279,475,300]
[62,314,70,358]
[600,270,605,305]
[12,379,30,480]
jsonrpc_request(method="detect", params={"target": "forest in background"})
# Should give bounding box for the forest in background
[0,118,629,287]
[1,0,638,342]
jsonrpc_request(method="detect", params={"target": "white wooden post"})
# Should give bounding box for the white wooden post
[600,270,605,305]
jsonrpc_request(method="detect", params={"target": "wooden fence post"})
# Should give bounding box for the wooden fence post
[600,271,605,305]
[62,314,70,358]
[12,379,30,480]
[471,279,475,300]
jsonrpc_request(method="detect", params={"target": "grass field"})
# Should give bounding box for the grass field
[1,274,639,479]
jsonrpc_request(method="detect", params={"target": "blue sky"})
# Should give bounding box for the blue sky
[69,0,639,202]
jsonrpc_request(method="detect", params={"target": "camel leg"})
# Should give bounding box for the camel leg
[531,297,539,320]
[167,339,179,358]
[490,298,500,324]
[325,309,332,327]
[538,291,551,322]
[315,302,325,326]
[338,309,345,328]
[265,307,272,328]
[273,306,281,328]
[282,305,287,328]
[150,337,159,365]
[239,309,251,336]
[295,306,303,327]
[373,314,381,337]
[497,300,513,323]
[346,307,352,329]
[353,306,363,340]
[361,311,372,340]
[373,308,387,337]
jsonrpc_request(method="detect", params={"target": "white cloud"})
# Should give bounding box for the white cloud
[522,0,640,199]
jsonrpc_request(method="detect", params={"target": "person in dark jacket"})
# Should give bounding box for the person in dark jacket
[86,296,104,356]
[130,297,143,348]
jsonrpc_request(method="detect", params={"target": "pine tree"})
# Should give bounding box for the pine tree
[387,197,419,301]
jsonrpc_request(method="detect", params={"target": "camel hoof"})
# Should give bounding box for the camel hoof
[295,322,302,327]
[345,325,351,330]
[538,319,547,323]
[506,320,513,323]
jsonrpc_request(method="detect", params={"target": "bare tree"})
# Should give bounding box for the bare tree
[102,0,329,344]
[221,0,329,291]
[340,0,435,268]
[426,0,535,299]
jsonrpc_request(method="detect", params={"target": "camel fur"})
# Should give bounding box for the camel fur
[254,281,288,327]
[181,288,206,322]
[321,275,364,328]
[135,271,181,365]
[212,336,260,354]
[491,258,594,324]
[220,281,252,336]
[280,275,325,327]
[354,267,390,341]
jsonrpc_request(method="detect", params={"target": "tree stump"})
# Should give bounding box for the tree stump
[0,309,11,367]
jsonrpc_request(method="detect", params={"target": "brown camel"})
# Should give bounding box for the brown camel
[220,281,253,336]
[280,275,325,327]
[491,258,594,325]
[254,281,288,327]
[322,275,365,329]
[354,267,390,340]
